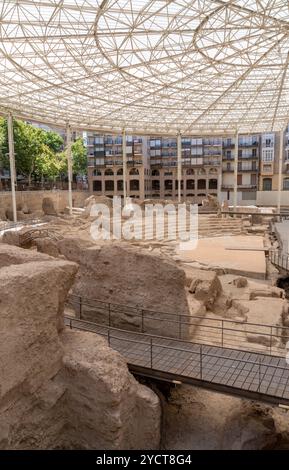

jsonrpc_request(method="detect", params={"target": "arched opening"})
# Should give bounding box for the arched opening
[117,168,123,175]
[105,180,114,191]
[129,168,139,175]
[105,169,114,176]
[152,169,160,176]
[93,169,101,176]
[130,179,139,191]
[209,168,218,174]
[186,169,194,175]
[186,179,195,190]
[197,179,206,190]
[198,168,206,175]
[209,179,218,189]
[263,178,272,191]
[117,180,123,191]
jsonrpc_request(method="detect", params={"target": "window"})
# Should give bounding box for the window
[209,179,217,189]
[105,169,114,176]
[93,181,102,191]
[263,178,272,191]
[93,169,101,176]
[164,180,173,190]
[152,169,160,176]
[130,180,139,191]
[283,179,289,190]
[152,180,160,190]
[186,180,194,190]
[237,174,242,185]
[117,180,123,191]
[262,149,273,162]
[197,179,206,190]
[117,168,123,175]
[175,180,183,190]
[105,180,114,191]
[263,164,271,173]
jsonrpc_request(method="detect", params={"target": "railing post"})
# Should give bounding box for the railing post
[70,319,72,329]
[221,320,224,347]
[108,329,110,347]
[179,314,182,339]
[150,338,153,369]
[141,309,144,333]
[258,358,261,392]
[108,303,111,327]
[79,296,82,319]
[270,326,273,356]
[200,344,203,379]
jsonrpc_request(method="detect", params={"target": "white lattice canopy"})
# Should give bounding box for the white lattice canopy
[0,0,288,135]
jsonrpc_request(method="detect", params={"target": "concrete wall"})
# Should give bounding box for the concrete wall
[256,191,289,207]
[220,191,257,206]
[0,190,90,213]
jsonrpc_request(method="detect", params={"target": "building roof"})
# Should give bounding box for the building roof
[0,1,288,135]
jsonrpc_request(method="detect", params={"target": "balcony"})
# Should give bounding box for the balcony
[222,184,257,189]
[238,166,259,172]
[222,155,234,161]
[239,141,259,147]
[203,150,222,156]
[203,159,221,166]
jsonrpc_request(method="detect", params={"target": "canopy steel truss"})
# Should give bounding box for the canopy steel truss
[0,0,288,135]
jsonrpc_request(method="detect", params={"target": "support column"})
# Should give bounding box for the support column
[122,129,127,200]
[177,132,182,203]
[7,113,17,222]
[277,129,284,215]
[66,124,73,215]
[217,169,222,203]
[233,131,239,212]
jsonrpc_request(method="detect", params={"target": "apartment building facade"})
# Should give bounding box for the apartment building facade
[221,134,260,205]
[149,136,222,204]
[86,129,289,205]
[86,133,150,199]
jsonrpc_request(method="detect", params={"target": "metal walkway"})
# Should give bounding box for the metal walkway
[65,315,289,407]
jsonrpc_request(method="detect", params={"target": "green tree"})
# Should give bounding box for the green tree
[0,119,65,186]
[72,138,87,176]
[42,130,63,153]
[59,137,87,177]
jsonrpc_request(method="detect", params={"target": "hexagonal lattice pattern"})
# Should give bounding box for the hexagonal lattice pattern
[0,1,288,134]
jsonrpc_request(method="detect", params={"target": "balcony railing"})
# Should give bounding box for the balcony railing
[222,184,257,189]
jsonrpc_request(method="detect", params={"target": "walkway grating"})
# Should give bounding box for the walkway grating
[65,316,289,406]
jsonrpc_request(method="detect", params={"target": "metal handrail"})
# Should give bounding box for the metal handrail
[65,298,289,358]
[66,316,289,398]
[66,293,289,335]
[269,250,289,272]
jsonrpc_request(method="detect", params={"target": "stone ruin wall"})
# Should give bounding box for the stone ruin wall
[0,244,161,450]
[0,190,89,215]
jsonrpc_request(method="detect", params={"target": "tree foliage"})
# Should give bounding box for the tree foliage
[0,118,87,183]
